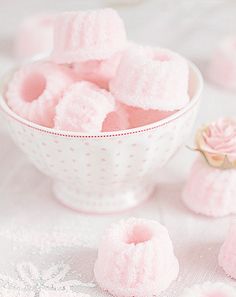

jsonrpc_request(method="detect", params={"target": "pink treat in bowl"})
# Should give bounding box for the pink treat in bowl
[54,81,115,132]
[0,61,202,214]
[124,104,177,128]
[94,218,179,297]
[110,46,190,111]
[15,13,55,60]
[5,62,76,128]
[51,8,127,63]
[102,102,129,132]
[73,52,123,89]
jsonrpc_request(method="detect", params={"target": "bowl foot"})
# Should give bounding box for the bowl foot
[52,181,155,214]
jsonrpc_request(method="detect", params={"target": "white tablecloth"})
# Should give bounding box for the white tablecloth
[0,1,236,296]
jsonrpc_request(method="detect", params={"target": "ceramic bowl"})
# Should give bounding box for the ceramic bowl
[0,62,203,214]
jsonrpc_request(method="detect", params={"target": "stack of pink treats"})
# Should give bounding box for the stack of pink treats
[6,8,190,133]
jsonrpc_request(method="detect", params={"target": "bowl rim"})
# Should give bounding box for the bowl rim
[0,61,203,138]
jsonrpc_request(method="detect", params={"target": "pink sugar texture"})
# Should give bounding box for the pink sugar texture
[180,282,236,297]
[182,157,236,217]
[208,36,236,91]
[73,52,122,89]
[124,104,176,128]
[6,62,75,127]
[41,290,90,297]
[109,46,189,111]
[102,103,129,132]
[94,217,179,297]
[54,81,115,132]
[51,8,127,63]
[15,13,55,60]
[219,223,236,279]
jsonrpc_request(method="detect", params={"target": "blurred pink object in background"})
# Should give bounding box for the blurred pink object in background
[208,36,236,91]
[15,13,55,60]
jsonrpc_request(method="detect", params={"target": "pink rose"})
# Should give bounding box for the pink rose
[196,118,236,169]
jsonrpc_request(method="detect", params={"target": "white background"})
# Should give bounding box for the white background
[0,1,236,296]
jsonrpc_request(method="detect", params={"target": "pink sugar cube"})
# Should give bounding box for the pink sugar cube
[109,45,189,111]
[6,62,76,127]
[182,157,236,217]
[54,81,115,132]
[51,9,127,63]
[94,217,179,297]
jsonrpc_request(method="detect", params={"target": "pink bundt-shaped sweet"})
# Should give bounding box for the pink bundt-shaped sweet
[109,46,189,111]
[6,62,75,127]
[51,9,127,63]
[182,157,236,217]
[124,104,176,128]
[208,36,236,91]
[180,282,236,297]
[219,223,236,279]
[54,81,115,132]
[94,218,179,297]
[73,52,122,89]
[102,103,129,132]
[15,13,55,60]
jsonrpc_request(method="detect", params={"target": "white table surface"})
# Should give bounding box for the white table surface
[0,1,236,296]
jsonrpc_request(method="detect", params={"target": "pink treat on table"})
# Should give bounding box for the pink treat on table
[6,62,75,127]
[102,103,129,132]
[15,13,55,60]
[109,46,189,111]
[180,282,236,297]
[219,223,236,279]
[51,8,127,63]
[208,36,236,91]
[124,104,176,128]
[94,217,179,297]
[54,81,115,132]
[182,156,236,217]
[73,52,123,89]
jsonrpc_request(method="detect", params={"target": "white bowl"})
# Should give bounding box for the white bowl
[0,63,203,214]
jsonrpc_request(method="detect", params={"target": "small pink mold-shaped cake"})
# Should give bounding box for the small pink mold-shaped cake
[208,36,236,91]
[6,62,75,127]
[94,218,179,297]
[73,52,122,89]
[51,8,127,63]
[219,222,236,279]
[180,282,236,297]
[15,13,55,60]
[102,103,129,132]
[54,81,115,132]
[182,118,236,217]
[109,46,189,111]
[124,104,177,128]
